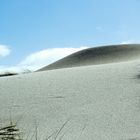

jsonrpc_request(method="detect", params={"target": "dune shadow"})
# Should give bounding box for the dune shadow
[136,74,140,79]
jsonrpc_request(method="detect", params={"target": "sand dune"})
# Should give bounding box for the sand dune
[38,44,140,71]
[1,44,140,140]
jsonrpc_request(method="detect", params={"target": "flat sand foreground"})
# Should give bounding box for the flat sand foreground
[0,44,140,140]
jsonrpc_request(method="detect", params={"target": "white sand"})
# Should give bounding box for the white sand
[39,44,140,71]
[0,45,140,140]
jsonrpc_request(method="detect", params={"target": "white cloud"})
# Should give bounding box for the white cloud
[120,40,140,44]
[19,47,88,71]
[0,45,11,57]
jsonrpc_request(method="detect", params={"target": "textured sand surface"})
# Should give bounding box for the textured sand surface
[39,44,140,71]
[1,44,140,140]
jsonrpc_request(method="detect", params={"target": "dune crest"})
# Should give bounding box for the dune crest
[38,44,140,71]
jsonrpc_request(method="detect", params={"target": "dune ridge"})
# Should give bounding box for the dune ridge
[38,44,140,71]
[1,44,140,139]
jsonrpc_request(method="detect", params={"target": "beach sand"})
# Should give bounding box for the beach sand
[0,44,140,140]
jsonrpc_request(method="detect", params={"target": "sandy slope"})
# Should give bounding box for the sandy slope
[38,44,140,71]
[0,44,140,140]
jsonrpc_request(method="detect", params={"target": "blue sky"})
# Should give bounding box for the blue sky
[0,0,140,71]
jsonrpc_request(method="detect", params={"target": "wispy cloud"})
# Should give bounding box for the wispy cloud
[19,47,88,71]
[0,45,11,57]
[120,40,140,44]
[0,46,89,73]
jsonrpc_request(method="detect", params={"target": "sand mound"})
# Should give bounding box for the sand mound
[38,44,140,71]
[1,59,140,140]
[1,44,140,139]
